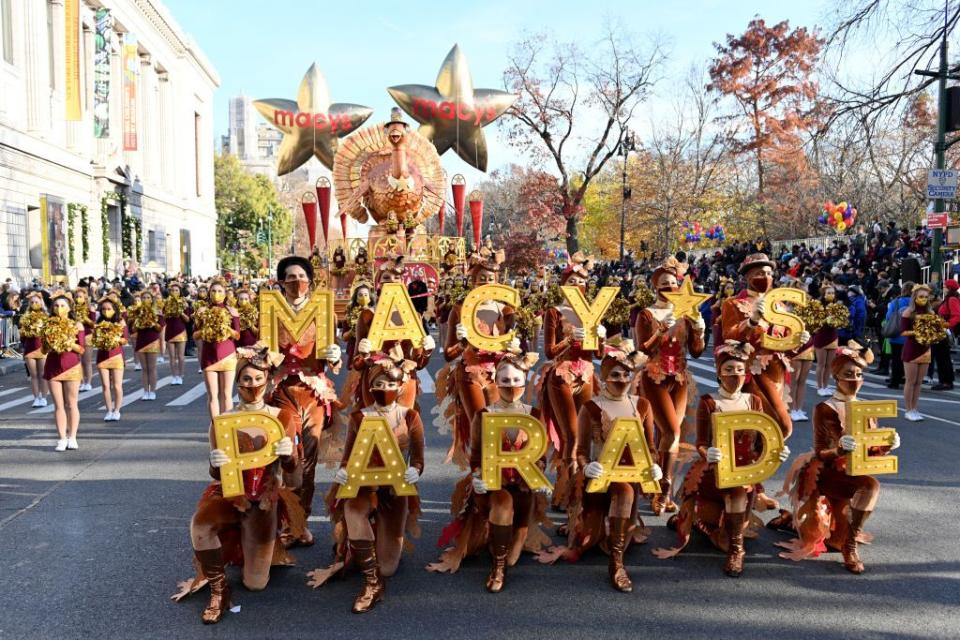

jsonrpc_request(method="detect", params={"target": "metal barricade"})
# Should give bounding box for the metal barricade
[0,314,21,358]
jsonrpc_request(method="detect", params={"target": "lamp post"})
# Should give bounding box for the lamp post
[619,129,636,264]
[267,211,274,269]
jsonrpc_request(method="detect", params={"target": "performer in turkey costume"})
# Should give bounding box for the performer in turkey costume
[308,355,424,614]
[633,256,705,515]
[438,243,514,468]
[538,252,606,511]
[269,255,343,545]
[652,340,791,576]
[777,341,900,574]
[171,344,303,624]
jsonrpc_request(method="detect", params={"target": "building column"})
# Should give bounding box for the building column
[22,0,49,131]
[139,53,153,184]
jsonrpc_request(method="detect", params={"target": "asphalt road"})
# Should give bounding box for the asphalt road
[1,335,958,639]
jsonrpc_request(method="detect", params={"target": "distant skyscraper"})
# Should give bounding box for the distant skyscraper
[227,95,258,160]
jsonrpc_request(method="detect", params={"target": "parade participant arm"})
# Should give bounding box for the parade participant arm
[406,409,426,477]
[575,404,596,471]
[468,411,488,494]
[687,315,706,358]
[813,403,844,462]
[721,297,765,346]
[229,308,241,341]
[352,309,375,371]
[207,422,228,480]
[633,310,669,355]
[695,396,715,462]
[444,305,465,361]
[638,397,656,453]
[543,307,571,359]
[412,334,434,369]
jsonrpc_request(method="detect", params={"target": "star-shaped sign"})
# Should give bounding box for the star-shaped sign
[387,44,516,172]
[662,276,711,322]
[253,64,372,175]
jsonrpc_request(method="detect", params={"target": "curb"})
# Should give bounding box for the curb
[0,358,25,379]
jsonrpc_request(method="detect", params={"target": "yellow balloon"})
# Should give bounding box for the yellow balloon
[838,201,848,210]
[837,222,847,232]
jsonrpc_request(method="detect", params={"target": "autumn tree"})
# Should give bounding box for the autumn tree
[501,25,664,253]
[708,17,823,229]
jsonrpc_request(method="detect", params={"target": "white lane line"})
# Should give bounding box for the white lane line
[101,376,174,409]
[166,382,207,407]
[28,378,130,414]
[0,394,43,412]
[418,369,435,393]
[0,387,26,399]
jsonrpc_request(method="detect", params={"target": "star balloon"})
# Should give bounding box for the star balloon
[253,64,373,175]
[662,276,711,322]
[387,44,516,172]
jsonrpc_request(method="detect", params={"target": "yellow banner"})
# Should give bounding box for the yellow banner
[64,0,81,121]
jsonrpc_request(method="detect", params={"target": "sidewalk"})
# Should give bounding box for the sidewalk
[0,357,24,378]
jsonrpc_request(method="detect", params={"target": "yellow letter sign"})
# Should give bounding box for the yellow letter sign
[258,289,335,358]
[481,413,551,491]
[712,411,785,489]
[846,400,899,476]
[561,286,618,351]
[461,284,519,352]
[336,416,419,499]
[213,411,285,498]
[586,417,661,494]
[366,282,426,351]
[760,288,809,352]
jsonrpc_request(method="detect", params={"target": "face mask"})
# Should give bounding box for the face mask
[238,383,267,404]
[498,386,525,403]
[55,306,70,318]
[916,298,928,308]
[719,373,745,394]
[657,285,678,300]
[837,379,862,397]
[605,380,629,396]
[357,294,371,306]
[198,291,207,299]
[31,302,42,310]
[170,291,180,298]
[372,389,399,406]
[824,294,835,302]
[102,309,115,319]
[211,291,226,304]
[749,275,772,293]
[284,280,310,299]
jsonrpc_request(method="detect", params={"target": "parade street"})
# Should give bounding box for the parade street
[1,333,957,640]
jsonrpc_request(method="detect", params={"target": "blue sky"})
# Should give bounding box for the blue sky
[164,0,830,181]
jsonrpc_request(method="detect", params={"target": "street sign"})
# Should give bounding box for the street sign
[927,169,958,200]
[927,212,950,229]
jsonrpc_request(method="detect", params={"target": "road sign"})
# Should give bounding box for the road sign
[927,169,958,200]
[927,212,949,229]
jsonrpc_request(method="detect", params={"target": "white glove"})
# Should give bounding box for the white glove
[583,461,604,479]
[839,435,857,452]
[573,327,587,341]
[662,315,676,330]
[798,330,811,345]
[209,449,229,468]
[273,437,293,457]
[508,336,521,351]
[596,324,607,339]
[357,338,372,355]
[421,334,435,351]
[404,466,421,484]
[891,433,901,450]
[455,322,468,340]
[693,315,706,333]
[778,444,791,463]
[752,297,766,322]
[334,467,349,484]
[471,474,488,494]
[650,464,664,481]
[324,343,341,363]
[706,446,723,463]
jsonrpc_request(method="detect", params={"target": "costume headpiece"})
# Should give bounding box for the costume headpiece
[236,342,285,375]
[600,337,647,379]
[831,340,874,376]
[714,340,755,370]
[384,106,409,129]
[495,349,539,374]
[560,251,594,284]
[651,256,688,286]
[368,343,417,384]
[378,255,406,277]
[738,253,776,275]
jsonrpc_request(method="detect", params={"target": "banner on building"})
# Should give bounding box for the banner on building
[122,36,138,151]
[40,196,68,283]
[93,9,111,138]
[64,0,81,120]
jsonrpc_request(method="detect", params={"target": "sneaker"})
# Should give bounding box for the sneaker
[789,409,802,421]
[148,391,156,400]
[134,363,142,371]
[794,410,808,422]
[40,397,48,407]
[158,356,166,364]
[31,397,42,408]
[104,412,113,422]
[66,437,79,450]
[816,387,831,397]
[54,439,68,452]
[141,392,151,401]
[113,412,121,421]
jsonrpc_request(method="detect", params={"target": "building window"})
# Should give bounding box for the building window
[1,0,13,65]
[147,229,156,261]
[46,2,55,89]
[194,112,201,197]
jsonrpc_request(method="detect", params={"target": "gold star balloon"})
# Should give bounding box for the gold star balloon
[387,44,516,172]
[662,276,711,322]
[253,64,373,175]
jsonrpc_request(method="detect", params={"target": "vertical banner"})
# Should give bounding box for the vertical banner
[64,0,81,120]
[40,197,68,283]
[122,37,138,151]
[93,9,111,138]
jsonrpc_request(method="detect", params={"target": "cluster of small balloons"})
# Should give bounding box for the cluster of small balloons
[682,221,725,243]
[819,200,857,233]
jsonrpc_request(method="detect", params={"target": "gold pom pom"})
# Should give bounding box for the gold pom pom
[913,313,948,346]
[824,302,850,329]
[603,296,632,327]
[91,321,124,351]
[42,316,77,354]
[196,306,234,343]
[632,282,656,309]
[796,300,827,332]
[18,310,47,338]
[237,301,259,332]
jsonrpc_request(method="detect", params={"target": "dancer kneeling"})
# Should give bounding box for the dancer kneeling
[777,341,900,574]
[172,345,301,624]
[653,340,790,577]
[309,357,424,614]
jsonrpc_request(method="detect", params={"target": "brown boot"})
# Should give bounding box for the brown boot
[195,549,231,625]
[661,451,679,512]
[723,512,746,578]
[349,540,384,613]
[843,509,872,574]
[485,524,512,593]
[607,517,633,593]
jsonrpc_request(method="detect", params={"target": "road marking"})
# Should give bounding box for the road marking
[101,376,174,409]
[166,382,207,407]
[0,393,43,412]
[0,387,26,399]
[28,378,130,414]
[418,369,435,393]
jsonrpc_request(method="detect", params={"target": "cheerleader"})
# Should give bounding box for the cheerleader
[814,285,840,396]
[194,279,240,418]
[19,291,49,407]
[236,288,259,347]
[93,297,128,421]
[787,279,814,423]
[74,288,95,391]
[194,283,210,373]
[43,294,85,451]
[129,289,162,400]
[900,285,934,421]
[163,281,190,385]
